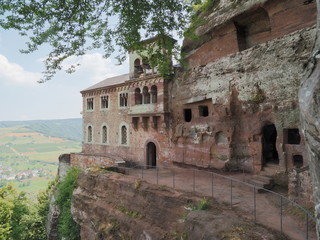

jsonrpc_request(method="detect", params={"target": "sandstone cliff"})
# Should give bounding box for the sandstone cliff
[71,168,288,240]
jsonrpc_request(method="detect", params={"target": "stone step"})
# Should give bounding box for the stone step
[248,175,275,193]
[261,164,285,176]
[252,175,274,184]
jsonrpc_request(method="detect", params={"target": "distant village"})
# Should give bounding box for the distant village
[0,165,48,181]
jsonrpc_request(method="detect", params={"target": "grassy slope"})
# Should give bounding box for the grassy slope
[0,118,82,142]
[0,119,82,194]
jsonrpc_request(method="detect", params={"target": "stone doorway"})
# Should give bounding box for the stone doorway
[262,124,279,165]
[147,142,157,167]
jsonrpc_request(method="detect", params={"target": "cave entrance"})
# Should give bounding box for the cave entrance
[147,142,157,167]
[262,124,279,165]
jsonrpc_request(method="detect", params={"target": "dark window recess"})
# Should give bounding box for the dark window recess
[293,155,303,168]
[184,109,192,122]
[287,129,301,144]
[143,117,149,130]
[199,106,209,117]
[152,116,160,129]
[235,23,248,51]
[132,117,139,129]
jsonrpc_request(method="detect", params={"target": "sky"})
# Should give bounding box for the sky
[0,28,129,121]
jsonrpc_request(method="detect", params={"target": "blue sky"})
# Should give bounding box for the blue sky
[0,29,129,121]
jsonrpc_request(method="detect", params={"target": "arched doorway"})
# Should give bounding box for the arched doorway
[262,124,279,165]
[147,142,157,167]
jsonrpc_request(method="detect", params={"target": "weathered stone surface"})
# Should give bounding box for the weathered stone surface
[71,169,287,240]
[288,166,314,206]
[299,59,320,238]
[171,26,315,172]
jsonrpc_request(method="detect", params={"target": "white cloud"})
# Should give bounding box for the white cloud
[0,54,41,85]
[61,53,129,84]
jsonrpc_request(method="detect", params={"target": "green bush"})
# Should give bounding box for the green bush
[55,167,81,240]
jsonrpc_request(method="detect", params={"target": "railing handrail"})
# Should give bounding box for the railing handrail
[114,164,316,223]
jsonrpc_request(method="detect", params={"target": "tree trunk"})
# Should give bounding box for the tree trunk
[299,1,320,238]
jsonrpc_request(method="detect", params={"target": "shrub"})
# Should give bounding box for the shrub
[55,167,81,240]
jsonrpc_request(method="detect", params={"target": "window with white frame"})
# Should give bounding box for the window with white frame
[102,125,108,144]
[86,97,94,110]
[121,125,128,145]
[101,95,109,109]
[119,92,128,107]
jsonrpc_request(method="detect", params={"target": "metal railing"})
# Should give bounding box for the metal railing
[113,164,316,240]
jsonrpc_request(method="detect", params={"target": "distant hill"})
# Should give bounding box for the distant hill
[0,118,82,142]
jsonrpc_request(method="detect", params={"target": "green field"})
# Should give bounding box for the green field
[0,122,81,195]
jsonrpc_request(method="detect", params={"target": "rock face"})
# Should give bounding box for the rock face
[288,166,314,206]
[299,58,320,239]
[71,169,287,240]
[46,154,71,240]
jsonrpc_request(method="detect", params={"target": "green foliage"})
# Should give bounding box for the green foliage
[185,0,218,39]
[0,0,201,81]
[117,205,143,219]
[55,167,81,240]
[0,180,57,240]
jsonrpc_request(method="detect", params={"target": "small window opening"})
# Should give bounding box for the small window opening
[143,117,149,131]
[143,87,150,104]
[88,126,93,142]
[199,105,209,117]
[293,155,303,168]
[142,58,151,73]
[120,93,128,107]
[235,23,248,51]
[121,126,127,145]
[87,98,94,110]
[184,109,192,122]
[152,116,160,129]
[135,88,142,105]
[102,126,108,143]
[151,85,157,103]
[287,129,301,145]
[101,95,109,109]
[132,117,139,129]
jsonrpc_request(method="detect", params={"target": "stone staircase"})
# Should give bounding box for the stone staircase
[248,164,285,192]
[248,175,274,192]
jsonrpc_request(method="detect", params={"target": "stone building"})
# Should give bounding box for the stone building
[71,0,317,199]
[71,38,173,168]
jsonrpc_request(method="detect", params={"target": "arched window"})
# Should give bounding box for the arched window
[134,58,143,76]
[121,125,127,145]
[135,88,142,105]
[102,125,108,144]
[150,85,157,103]
[143,86,150,104]
[87,126,93,143]
[142,58,151,73]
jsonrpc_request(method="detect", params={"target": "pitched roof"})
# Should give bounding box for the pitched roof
[82,73,129,92]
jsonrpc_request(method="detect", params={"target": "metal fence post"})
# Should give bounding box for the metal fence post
[280,196,283,234]
[193,169,195,193]
[172,169,175,188]
[211,172,214,198]
[306,213,309,240]
[230,179,233,209]
[156,167,159,185]
[254,187,256,223]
